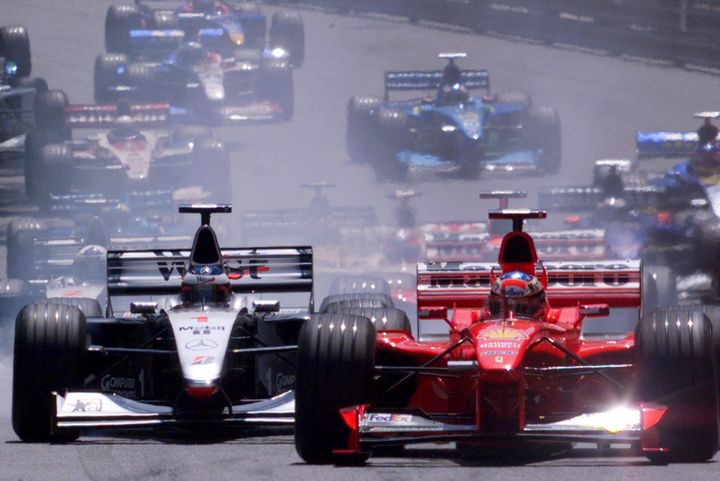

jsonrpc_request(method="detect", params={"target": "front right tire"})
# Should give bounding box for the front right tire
[12,303,86,442]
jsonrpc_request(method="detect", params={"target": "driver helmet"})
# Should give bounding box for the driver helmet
[108,100,142,142]
[488,271,547,320]
[439,83,469,106]
[181,264,231,306]
[73,245,107,284]
[190,0,215,13]
[442,60,461,86]
[691,142,720,176]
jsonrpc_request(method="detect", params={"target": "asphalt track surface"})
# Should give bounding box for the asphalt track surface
[1,1,720,479]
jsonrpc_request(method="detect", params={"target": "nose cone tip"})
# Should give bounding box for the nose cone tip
[184,382,219,399]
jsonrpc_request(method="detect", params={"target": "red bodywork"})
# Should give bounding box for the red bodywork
[339,212,669,456]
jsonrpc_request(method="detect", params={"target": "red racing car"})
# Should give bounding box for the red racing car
[295,209,720,464]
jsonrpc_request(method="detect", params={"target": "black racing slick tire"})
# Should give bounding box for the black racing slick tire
[335,307,412,334]
[12,303,86,442]
[270,11,305,68]
[261,61,294,121]
[0,25,31,77]
[641,263,677,318]
[34,89,69,132]
[195,139,231,202]
[6,218,47,281]
[375,108,409,180]
[635,307,719,463]
[328,274,391,295]
[346,96,381,163]
[94,53,128,104]
[527,106,561,174]
[319,293,394,313]
[35,144,73,208]
[105,4,141,53]
[295,314,375,464]
[41,297,103,318]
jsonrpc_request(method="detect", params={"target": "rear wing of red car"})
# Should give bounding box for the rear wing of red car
[108,246,313,296]
[417,259,641,311]
[64,103,171,129]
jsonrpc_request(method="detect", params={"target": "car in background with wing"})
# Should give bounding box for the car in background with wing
[347,53,561,179]
[94,40,292,122]
[104,1,304,68]
[23,89,230,211]
[0,25,49,148]
[12,204,312,442]
[294,209,720,464]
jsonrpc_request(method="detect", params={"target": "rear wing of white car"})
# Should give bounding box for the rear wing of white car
[64,103,172,129]
[416,260,641,312]
[107,246,314,297]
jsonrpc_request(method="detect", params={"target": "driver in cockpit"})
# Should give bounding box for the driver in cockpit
[437,58,469,107]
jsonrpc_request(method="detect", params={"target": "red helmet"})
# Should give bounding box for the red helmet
[488,271,547,320]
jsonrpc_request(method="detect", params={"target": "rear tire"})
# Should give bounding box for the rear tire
[295,314,375,464]
[34,89,69,132]
[12,303,86,442]
[40,297,103,318]
[375,108,409,180]
[641,263,677,318]
[0,25,31,77]
[6,218,47,281]
[35,144,73,208]
[270,11,305,68]
[105,4,142,53]
[346,96,381,163]
[527,106,561,174]
[334,307,412,334]
[260,61,294,121]
[319,293,394,313]
[635,307,719,463]
[94,53,128,103]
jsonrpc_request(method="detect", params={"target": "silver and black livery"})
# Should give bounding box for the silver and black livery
[12,204,312,441]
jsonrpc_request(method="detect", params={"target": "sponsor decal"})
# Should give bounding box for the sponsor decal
[101,372,144,398]
[71,399,102,413]
[179,325,226,335]
[367,413,392,423]
[391,414,413,423]
[478,341,521,349]
[61,290,84,297]
[226,259,270,280]
[480,350,516,356]
[191,315,208,323]
[191,355,215,365]
[495,356,504,363]
[154,250,187,280]
[185,339,218,351]
[275,373,295,392]
[478,328,528,340]
[195,275,217,284]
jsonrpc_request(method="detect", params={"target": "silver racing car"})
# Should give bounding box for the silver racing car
[12,204,312,441]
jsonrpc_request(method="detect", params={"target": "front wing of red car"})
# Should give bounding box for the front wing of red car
[335,403,669,456]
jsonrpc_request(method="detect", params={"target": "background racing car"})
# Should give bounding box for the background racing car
[12,204,311,441]
[94,40,293,121]
[22,90,231,210]
[0,25,49,147]
[346,53,561,179]
[294,209,720,464]
[104,1,304,68]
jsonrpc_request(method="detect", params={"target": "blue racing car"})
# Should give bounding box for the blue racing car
[104,1,304,68]
[346,53,561,179]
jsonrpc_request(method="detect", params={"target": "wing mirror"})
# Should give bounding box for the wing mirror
[130,302,158,315]
[418,306,448,320]
[253,300,280,313]
[579,304,609,318]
